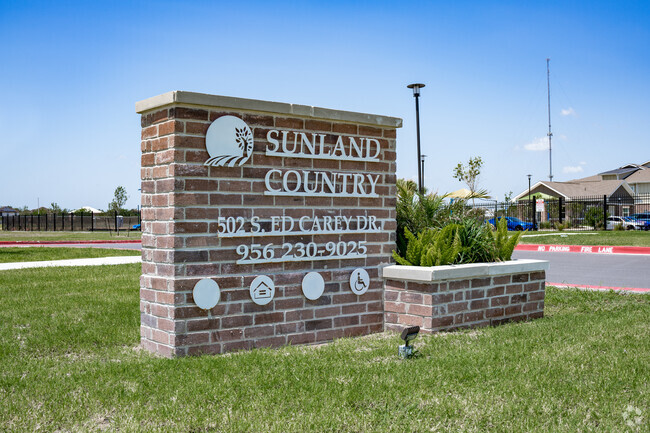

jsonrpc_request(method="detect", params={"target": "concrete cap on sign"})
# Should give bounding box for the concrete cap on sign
[382,259,550,283]
[135,91,403,128]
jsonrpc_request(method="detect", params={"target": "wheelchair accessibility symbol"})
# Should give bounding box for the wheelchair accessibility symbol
[349,268,370,296]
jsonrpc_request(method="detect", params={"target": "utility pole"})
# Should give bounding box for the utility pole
[547,58,553,182]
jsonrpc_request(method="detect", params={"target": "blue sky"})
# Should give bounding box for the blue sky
[1,1,648,210]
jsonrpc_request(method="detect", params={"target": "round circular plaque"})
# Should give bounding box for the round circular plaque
[302,272,325,300]
[250,275,275,306]
[205,115,253,167]
[349,268,370,295]
[192,278,221,310]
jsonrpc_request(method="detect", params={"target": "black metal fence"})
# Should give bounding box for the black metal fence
[470,193,650,231]
[1,212,141,232]
[4,194,650,233]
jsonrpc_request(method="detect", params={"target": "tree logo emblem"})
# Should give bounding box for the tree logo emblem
[204,115,254,167]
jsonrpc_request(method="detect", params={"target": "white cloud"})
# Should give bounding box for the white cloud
[561,107,576,116]
[579,161,587,165]
[524,137,549,151]
[563,165,584,174]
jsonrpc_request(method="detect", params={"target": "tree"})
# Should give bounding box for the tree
[108,186,128,213]
[452,156,488,205]
[502,191,514,217]
[585,206,606,230]
[50,202,62,213]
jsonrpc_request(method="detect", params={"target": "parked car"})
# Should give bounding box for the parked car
[606,216,644,230]
[628,213,650,230]
[488,216,534,231]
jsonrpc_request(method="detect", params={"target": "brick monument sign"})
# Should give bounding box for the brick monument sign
[136,91,401,357]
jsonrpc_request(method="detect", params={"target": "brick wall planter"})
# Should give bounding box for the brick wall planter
[382,259,549,333]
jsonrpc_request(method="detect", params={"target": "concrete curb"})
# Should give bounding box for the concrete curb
[0,240,141,245]
[0,256,141,271]
[516,244,650,255]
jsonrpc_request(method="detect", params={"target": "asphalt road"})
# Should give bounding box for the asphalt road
[4,242,648,289]
[513,250,650,289]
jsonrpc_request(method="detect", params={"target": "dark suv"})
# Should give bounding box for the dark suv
[629,212,650,230]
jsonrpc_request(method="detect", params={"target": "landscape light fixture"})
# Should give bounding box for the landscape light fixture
[398,325,420,359]
[407,83,425,194]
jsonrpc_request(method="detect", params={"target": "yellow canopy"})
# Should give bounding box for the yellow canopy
[448,188,473,198]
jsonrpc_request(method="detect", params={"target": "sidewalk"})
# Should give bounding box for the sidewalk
[0,240,141,245]
[548,282,650,294]
[0,256,141,271]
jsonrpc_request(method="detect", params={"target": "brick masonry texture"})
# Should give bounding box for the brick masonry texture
[383,271,546,333]
[138,94,400,357]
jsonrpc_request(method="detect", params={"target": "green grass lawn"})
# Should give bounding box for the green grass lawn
[0,265,648,432]
[0,247,140,263]
[0,231,141,242]
[521,230,650,247]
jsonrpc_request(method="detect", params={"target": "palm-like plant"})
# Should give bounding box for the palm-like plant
[396,179,449,256]
[394,178,523,264]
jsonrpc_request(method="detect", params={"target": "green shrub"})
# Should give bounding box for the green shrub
[585,207,607,230]
[393,217,522,267]
[455,218,495,264]
[392,226,461,266]
[490,216,523,262]
[395,179,479,257]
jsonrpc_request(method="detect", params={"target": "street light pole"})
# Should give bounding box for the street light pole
[420,154,427,193]
[407,83,425,194]
[528,174,533,229]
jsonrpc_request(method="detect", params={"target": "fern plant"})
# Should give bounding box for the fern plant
[393,216,524,266]
[489,216,523,261]
[424,224,462,266]
[392,227,461,266]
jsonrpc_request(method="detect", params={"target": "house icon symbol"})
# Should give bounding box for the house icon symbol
[253,281,272,299]
[249,275,275,306]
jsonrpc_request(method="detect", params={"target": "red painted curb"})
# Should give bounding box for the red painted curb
[516,244,650,255]
[548,282,650,294]
[0,240,141,245]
